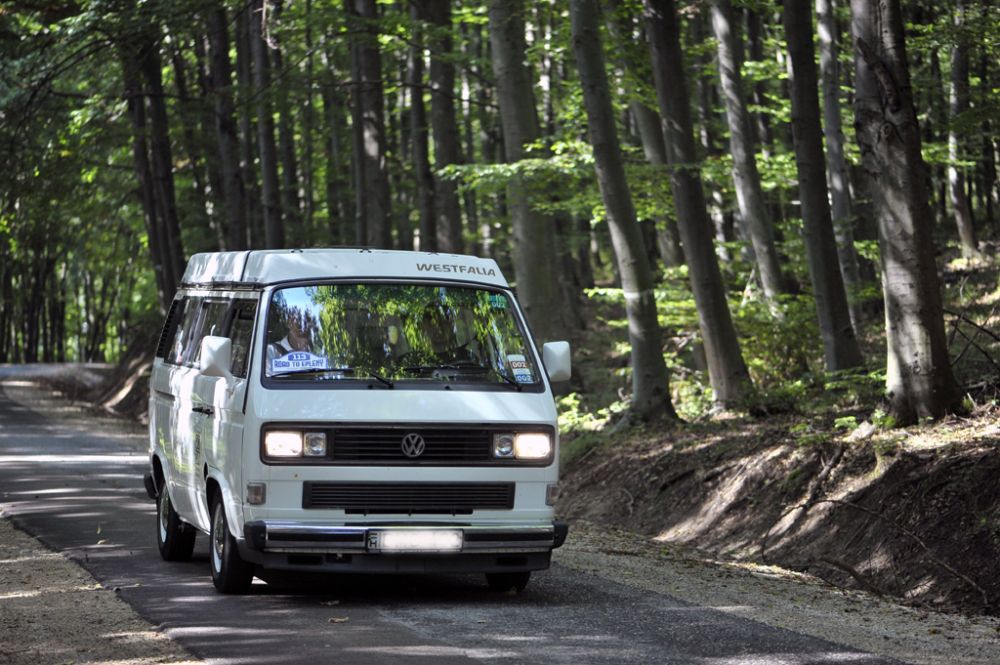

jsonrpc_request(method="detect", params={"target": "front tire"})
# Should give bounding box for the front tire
[210,494,254,594]
[486,571,530,593]
[156,487,196,561]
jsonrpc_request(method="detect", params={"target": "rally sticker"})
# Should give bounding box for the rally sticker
[489,294,508,310]
[270,351,330,373]
[507,354,534,383]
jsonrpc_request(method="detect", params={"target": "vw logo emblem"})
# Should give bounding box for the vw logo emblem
[401,433,426,458]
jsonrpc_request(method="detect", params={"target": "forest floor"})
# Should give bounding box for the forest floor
[558,253,1000,617]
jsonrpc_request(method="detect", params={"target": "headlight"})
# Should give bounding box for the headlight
[493,432,552,460]
[264,431,303,457]
[303,432,328,457]
[493,433,515,458]
[513,432,552,459]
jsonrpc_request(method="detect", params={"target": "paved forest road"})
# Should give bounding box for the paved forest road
[0,376,898,665]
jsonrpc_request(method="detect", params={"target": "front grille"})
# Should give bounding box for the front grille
[331,428,492,463]
[302,482,515,514]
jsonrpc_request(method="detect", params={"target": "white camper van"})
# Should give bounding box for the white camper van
[144,249,570,594]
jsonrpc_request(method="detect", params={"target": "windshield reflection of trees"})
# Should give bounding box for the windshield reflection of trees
[266,285,533,382]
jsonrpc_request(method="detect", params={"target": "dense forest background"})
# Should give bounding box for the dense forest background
[2,0,998,425]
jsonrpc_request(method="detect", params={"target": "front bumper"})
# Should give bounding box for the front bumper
[238,520,568,574]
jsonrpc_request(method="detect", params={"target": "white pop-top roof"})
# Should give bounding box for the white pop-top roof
[180,248,509,288]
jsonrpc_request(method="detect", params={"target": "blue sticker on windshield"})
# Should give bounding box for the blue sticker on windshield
[507,354,534,383]
[489,294,508,309]
[271,351,329,373]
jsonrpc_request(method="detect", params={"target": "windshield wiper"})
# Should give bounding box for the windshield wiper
[367,371,394,389]
[494,368,523,391]
[270,367,355,379]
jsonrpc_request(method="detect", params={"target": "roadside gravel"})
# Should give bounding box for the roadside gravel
[0,517,199,665]
[556,522,1000,665]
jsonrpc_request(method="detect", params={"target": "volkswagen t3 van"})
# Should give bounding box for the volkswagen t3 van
[144,249,570,593]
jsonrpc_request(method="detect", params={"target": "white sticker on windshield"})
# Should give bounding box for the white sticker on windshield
[507,354,534,383]
[270,351,330,374]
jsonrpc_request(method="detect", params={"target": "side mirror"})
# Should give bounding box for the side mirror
[542,341,571,382]
[200,336,234,381]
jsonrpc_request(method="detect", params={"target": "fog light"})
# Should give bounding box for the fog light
[246,482,267,505]
[493,433,515,458]
[546,483,558,506]
[303,432,327,457]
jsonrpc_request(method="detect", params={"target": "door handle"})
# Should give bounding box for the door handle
[193,405,214,416]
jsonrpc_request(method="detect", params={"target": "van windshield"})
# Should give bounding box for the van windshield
[263,284,541,387]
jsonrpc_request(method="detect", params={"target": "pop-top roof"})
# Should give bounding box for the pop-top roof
[180,249,509,288]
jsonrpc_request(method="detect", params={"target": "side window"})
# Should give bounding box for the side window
[190,300,232,367]
[156,298,185,360]
[227,300,258,379]
[167,297,202,366]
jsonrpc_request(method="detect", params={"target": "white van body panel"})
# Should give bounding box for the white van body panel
[150,249,567,583]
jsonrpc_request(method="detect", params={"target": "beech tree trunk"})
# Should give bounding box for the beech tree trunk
[250,0,284,248]
[420,0,464,253]
[488,0,572,343]
[644,0,751,408]
[850,0,962,423]
[710,0,785,310]
[571,0,676,420]
[948,0,980,259]
[816,0,864,328]
[783,0,863,371]
[235,7,262,246]
[348,0,392,248]
[271,23,303,242]
[408,6,437,252]
[206,5,248,251]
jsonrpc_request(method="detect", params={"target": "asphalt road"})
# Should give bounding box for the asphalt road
[0,373,900,665]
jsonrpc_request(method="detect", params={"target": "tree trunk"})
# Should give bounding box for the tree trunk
[630,103,684,268]
[408,6,437,252]
[850,0,962,423]
[948,0,980,259]
[136,36,184,298]
[270,8,303,242]
[571,0,676,420]
[710,0,785,311]
[320,45,348,243]
[122,51,170,309]
[348,0,392,248]
[783,0,863,371]
[644,0,751,408]
[420,0,464,253]
[249,0,284,248]
[744,7,773,153]
[206,4,248,251]
[488,0,572,343]
[235,6,262,247]
[816,0,864,329]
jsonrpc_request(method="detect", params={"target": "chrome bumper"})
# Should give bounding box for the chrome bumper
[243,521,568,554]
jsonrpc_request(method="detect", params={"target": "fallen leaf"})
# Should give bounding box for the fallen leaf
[328,617,349,624]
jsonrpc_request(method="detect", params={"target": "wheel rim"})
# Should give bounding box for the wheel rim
[211,503,225,573]
[158,492,169,543]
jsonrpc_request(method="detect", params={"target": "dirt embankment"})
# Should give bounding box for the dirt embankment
[558,413,1000,616]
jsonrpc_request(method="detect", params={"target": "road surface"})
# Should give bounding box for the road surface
[0,372,897,664]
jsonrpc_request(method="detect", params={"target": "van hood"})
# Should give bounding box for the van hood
[248,387,557,427]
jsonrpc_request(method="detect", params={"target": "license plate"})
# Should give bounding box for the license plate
[368,529,463,552]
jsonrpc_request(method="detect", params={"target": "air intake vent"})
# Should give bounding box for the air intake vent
[302,482,514,514]
[331,428,492,463]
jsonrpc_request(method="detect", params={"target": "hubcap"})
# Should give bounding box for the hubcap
[212,504,225,572]
[158,492,169,543]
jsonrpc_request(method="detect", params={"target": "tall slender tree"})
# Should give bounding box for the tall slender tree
[948,0,981,260]
[710,0,785,311]
[571,0,677,420]
[783,0,863,371]
[644,0,752,407]
[816,0,864,328]
[250,0,284,248]
[851,0,962,422]
[488,0,573,343]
